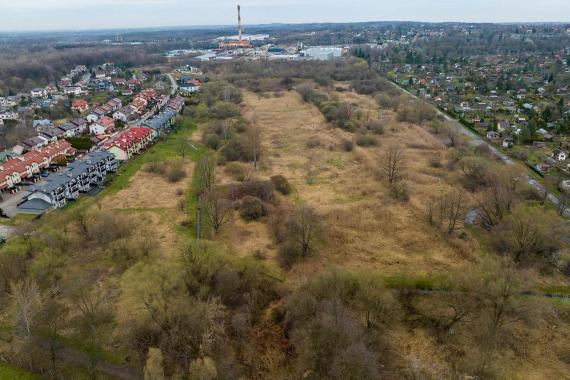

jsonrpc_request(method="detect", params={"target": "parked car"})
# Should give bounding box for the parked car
[0,236,6,245]
[41,171,50,177]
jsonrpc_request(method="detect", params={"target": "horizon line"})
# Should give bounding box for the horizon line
[1,19,569,34]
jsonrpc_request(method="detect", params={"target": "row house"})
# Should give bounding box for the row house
[113,106,137,122]
[144,109,178,138]
[129,97,148,114]
[103,127,153,161]
[71,117,88,130]
[23,151,117,210]
[58,123,82,138]
[139,88,158,101]
[40,127,65,143]
[165,95,184,113]
[0,140,75,191]
[106,98,123,112]
[33,119,53,131]
[0,110,19,120]
[16,137,48,153]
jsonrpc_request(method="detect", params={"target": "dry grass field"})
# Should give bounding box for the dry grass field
[213,89,480,277]
[99,160,195,256]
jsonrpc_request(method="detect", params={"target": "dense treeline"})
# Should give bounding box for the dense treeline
[0,46,165,94]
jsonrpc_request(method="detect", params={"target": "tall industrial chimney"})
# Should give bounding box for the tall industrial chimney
[237,5,243,42]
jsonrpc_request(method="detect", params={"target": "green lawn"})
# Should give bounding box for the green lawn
[63,117,205,212]
[86,93,110,105]
[0,363,41,380]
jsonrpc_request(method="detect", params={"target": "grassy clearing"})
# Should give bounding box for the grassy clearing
[0,214,37,226]
[62,118,203,213]
[0,363,41,380]
[233,90,479,276]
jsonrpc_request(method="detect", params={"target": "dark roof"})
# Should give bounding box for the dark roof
[71,118,87,126]
[18,198,52,212]
[58,123,77,132]
[42,127,65,139]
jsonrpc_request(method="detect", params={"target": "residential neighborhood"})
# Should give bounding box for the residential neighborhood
[387,50,570,184]
[0,76,186,215]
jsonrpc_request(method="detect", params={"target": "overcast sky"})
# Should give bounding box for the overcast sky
[1,0,570,32]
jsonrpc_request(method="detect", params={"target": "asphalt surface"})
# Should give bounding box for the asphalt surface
[167,73,178,95]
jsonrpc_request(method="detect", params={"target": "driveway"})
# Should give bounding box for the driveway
[0,189,31,217]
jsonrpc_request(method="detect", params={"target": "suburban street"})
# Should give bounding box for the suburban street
[168,73,178,95]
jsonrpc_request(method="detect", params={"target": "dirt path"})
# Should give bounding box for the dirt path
[36,340,140,380]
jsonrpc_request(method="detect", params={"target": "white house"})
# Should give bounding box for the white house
[86,113,99,123]
[0,111,19,120]
[30,88,47,98]
[63,85,82,96]
[552,149,567,162]
[58,123,81,138]
[497,120,510,132]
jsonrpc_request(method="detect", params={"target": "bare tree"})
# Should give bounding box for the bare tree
[504,212,543,263]
[476,174,516,229]
[439,189,465,235]
[9,279,43,337]
[203,190,232,236]
[38,295,69,377]
[459,156,489,190]
[247,118,262,170]
[447,129,459,147]
[424,198,436,225]
[556,194,568,217]
[381,146,404,184]
[68,280,110,380]
[197,154,216,193]
[292,203,321,258]
[176,138,191,160]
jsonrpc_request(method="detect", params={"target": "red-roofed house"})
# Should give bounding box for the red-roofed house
[71,99,89,113]
[103,127,153,161]
[0,140,75,190]
[129,97,148,114]
[90,116,116,135]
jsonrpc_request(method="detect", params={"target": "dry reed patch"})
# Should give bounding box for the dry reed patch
[137,210,180,255]
[224,216,277,261]
[323,201,467,274]
[102,161,194,210]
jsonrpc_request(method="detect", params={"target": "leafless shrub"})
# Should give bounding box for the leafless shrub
[381,146,405,184]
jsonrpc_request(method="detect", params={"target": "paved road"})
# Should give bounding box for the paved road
[167,73,178,95]
[389,81,569,219]
[0,190,30,217]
